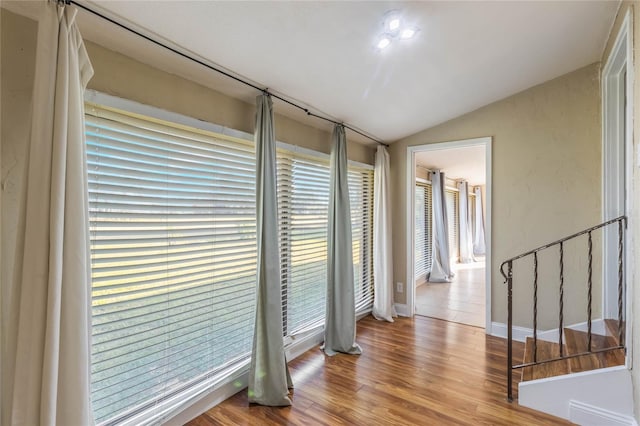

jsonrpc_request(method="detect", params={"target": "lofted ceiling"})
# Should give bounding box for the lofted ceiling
[416,145,486,187]
[3,1,620,145]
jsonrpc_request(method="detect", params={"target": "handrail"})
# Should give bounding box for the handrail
[502,215,627,402]
[500,216,627,281]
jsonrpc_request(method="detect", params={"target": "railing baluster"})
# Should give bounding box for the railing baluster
[559,242,564,357]
[618,219,624,347]
[533,252,538,363]
[507,260,513,403]
[500,216,627,403]
[587,231,593,352]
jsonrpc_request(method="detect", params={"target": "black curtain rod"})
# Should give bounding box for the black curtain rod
[69,0,389,147]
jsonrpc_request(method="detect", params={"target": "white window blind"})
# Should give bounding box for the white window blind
[86,99,375,424]
[277,149,374,336]
[349,166,374,314]
[445,188,459,261]
[277,152,330,335]
[86,104,257,424]
[414,183,432,282]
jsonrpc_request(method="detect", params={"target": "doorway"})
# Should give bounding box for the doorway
[602,9,633,362]
[406,137,492,332]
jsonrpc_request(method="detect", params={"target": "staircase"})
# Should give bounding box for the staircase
[521,319,625,382]
[501,216,636,424]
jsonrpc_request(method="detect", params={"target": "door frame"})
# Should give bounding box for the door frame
[405,137,492,334]
[601,8,633,366]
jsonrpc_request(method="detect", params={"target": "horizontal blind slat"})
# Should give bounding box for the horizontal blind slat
[87,104,257,424]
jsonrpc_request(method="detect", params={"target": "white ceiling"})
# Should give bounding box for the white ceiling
[3,1,620,145]
[416,145,486,186]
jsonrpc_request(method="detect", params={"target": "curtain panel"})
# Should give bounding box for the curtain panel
[324,125,362,356]
[458,181,474,263]
[473,186,486,255]
[372,145,396,322]
[5,3,95,425]
[248,93,292,406]
[427,171,454,283]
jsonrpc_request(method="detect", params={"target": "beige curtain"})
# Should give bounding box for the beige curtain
[5,3,94,425]
[458,181,474,263]
[248,93,292,406]
[428,171,454,282]
[473,186,486,255]
[372,145,396,322]
[323,125,362,356]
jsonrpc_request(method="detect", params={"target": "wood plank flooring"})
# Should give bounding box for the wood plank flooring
[521,338,569,381]
[415,260,485,328]
[187,316,572,425]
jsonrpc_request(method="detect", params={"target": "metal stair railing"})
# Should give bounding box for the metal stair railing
[500,215,627,402]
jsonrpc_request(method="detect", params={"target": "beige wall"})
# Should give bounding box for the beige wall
[0,6,375,325]
[390,63,602,329]
[84,42,374,165]
[602,1,640,421]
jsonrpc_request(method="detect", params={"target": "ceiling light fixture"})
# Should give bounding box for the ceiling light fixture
[375,9,420,51]
[388,17,401,32]
[400,27,418,40]
[376,36,392,50]
[383,10,402,34]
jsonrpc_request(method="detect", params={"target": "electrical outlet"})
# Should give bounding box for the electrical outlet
[396,282,404,293]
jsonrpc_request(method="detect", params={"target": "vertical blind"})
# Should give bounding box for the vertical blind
[86,102,374,424]
[414,183,432,282]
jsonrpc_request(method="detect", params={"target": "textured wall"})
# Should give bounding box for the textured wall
[389,62,602,330]
[84,41,374,165]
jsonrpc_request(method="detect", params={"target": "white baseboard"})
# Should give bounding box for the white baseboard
[519,366,634,423]
[166,328,325,425]
[164,368,249,426]
[285,329,324,361]
[490,322,533,343]
[569,400,638,426]
[394,303,411,317]
[491,319,608,344]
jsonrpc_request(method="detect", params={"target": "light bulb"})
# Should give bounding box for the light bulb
[376,36,391,50]
[383,10,401,34]
[400,28,417,39]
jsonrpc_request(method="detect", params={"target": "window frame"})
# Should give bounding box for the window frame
[84,91,374,425]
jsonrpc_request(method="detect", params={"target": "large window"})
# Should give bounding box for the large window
[86,100,374,424]
[277,149,374,336]
[349,166,374,314]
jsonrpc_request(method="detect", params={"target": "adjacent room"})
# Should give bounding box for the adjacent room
[2,1,639,425]
[413,143,487,328]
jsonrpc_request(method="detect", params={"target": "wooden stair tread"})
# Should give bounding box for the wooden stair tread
[521,337,569,381]
[564,328,624,373]
[604,318,625,346]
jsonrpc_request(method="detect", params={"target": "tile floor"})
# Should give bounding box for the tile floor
[415,258,486,328]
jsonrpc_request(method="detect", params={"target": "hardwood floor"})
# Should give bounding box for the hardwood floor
[187,316,572,425]
[415,260,485,328]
